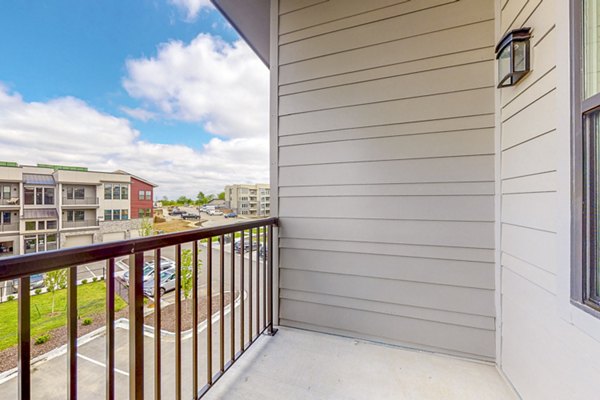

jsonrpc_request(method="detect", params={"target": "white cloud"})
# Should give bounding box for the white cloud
[168,0,214,21]
[120,106,157,121]
[0,86,269,198]
[122,34,269,139]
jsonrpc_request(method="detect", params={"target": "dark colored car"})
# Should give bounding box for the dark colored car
[224,212,238,218]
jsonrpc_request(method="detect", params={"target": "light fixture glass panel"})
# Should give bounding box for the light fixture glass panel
[498,45,511,84]
[513,41,527,72]
[584,0,600,98]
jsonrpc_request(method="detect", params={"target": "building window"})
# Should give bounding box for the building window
[122,209,129,220]
[66,187,85,200]
[24,236,36,254]
[105,184,112,200]
[2,212,10,224]
[25,187,54,205]
[47,234,57,251]
[47,220,57,230]
[25,221,36,231]
[113,209,121,221]
[66,210,85,222]
[38,221,45,230]
[104,209,112,221]
[139,190,145,200]
[145,191,151,200]
[113,185,121,200]
[2,186,11,199]
[122,185,128,200]
[574,0,600,314]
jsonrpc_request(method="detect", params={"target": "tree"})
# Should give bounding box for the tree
[140,217,154,237]
[179,248,202,311]
[44,269,67,314]
[196,192,216,205]
[218,192,225,200]
[177,195,189,205]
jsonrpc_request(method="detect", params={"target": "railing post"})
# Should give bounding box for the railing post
[267,224,277,336]
[106,259,115,400]
[67,267,78,400]
[18,276,30,400]
[129,252,144,400]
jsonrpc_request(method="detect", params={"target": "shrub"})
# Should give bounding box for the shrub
[99,276,105,281]
[81,279,88,284]
[7,295,15,301]
[59,284,66,290]
[34,335,50,345]
[34,289,42,295]
[92,277,98,282]
[82,318,92,326]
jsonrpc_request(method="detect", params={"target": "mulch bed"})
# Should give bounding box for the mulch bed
[0,308,128,373]
[145,292,235,333]
[0,292,237,373]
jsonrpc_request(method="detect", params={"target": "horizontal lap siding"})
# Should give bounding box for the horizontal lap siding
[276,0,496,360]
[499,0,600,398]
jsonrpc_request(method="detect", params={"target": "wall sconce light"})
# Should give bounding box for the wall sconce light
[495,27,532,88]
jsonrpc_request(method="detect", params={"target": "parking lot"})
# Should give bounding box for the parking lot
[0,242,269,399]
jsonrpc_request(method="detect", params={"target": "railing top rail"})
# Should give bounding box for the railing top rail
[0,217,277,281]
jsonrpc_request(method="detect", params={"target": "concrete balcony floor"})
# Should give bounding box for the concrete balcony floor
[204,327,517,400]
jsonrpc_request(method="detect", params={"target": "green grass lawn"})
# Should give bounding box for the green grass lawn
[0,281,127,351]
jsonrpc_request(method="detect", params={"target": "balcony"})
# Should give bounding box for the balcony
[62,197,99,206]
[0,198,19,207]
[62,219,99,229]
[0,223,19,232]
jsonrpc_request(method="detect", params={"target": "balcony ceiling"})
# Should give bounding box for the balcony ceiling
[211,0,270,66]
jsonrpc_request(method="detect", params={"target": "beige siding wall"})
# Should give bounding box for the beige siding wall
[499,0,600,398]
[275,0,497,359]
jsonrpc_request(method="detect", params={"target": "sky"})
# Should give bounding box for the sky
[0,0,270,198]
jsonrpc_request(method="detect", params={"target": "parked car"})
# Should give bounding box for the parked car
[182,212,200,220]
[224,212,238,218]
[12,273,45,293]
[123,257,175,284]
[208,210,223,216]
[143,268,177,297]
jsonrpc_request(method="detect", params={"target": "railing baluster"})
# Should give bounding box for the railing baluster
[129,253,144,400]
[248,229,253,342]
[219,235,225,373]
[67,266,77,400]
[106,259,115,400]
[175,244,182,400]
[154,249,162,400]
[268,224,277,336]
[192,241,199,398]
[18,276,30,400]
[206,238,213,385]
[230,233,235,362]
[255,228,260,337]
[240,232,245,351]
[263,226,267,331]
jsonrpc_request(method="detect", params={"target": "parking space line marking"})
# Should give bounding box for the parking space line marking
[77,353,129,376]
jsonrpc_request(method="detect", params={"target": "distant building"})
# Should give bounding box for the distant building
[225,184,270,216]
[0,162,157,257]
[121,172,157,219]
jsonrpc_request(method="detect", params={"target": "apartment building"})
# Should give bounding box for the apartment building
[225,183,270,216]
[122,172,156,219]
[0,162,157,256]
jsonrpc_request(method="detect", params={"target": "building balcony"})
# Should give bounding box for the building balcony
[0,218,515,399]
[0,198,19,207]
[62,219,99,229]
[62,197,99,206]
[0,223,19,232]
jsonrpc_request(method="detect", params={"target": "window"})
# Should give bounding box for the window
[138,209,144,218]
[2,186,10,199]
[2,212,10,224]
[122,209,129,220]
[104,209,112,221]
[25,221,36,231]
[122,185,128,200]
[35,188,42,205]
[38,221,45,230]
[46,234,57,251]
[145,191,151,200]
[139,190,145,200]
[24,187,54,205]
[574,0,600,313]
[66,210,85,222]
[105,184,112,200]
[66,187,85,200]
[44,188,54,204]
[47,220,57,230]
[113,209,121,221]
[113,185,121,200]
[24,236,36,254]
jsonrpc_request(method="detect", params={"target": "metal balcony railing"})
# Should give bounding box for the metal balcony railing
[0,217,277,400]
[62,219,99,229]
[62,197,99,205]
